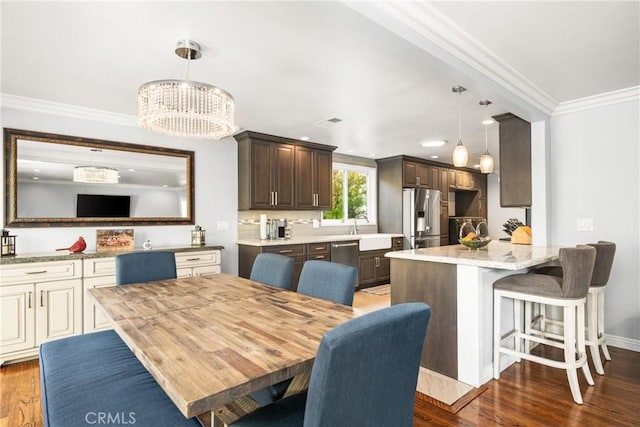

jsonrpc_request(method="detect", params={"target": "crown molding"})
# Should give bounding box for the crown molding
[552,86,640,116]
[1,94,138,127]
[347,1,558,116]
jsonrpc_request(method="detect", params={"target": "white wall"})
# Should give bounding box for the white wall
[486,173,527,239]
[550,99,640,344]
[1,106,239,274]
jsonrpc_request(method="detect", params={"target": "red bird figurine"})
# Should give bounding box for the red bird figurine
[56,236,87,253]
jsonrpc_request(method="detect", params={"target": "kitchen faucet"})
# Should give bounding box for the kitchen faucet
[352,214,369,235]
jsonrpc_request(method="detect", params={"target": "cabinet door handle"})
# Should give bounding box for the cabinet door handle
[26,270,48,275]
[28,291,32,309]
[40,290,44,307]
[186,257,201,261]
[275,191,278,206]
[314,246,326,250]
[416,177,420,185]
[278,249,293,254]
[314,255,326,259]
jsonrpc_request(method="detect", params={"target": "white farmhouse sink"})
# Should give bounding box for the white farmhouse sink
[358,234,394,251]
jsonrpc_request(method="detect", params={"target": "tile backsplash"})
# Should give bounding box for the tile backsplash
[237,210,376,240]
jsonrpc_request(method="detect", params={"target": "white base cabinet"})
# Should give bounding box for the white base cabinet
[1,248,222,364]
[0,260,82,365]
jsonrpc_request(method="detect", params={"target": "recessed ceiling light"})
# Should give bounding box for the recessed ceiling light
[300,136,310,141]
[482,119,496,125]
[162,184,168,188]
[369,154,375,157]
[33,176,39,180]
[348,150,354,153]
[421,140,447,147]
[34,169,40,172]
[430,155,439,159]
[128,168,136,172]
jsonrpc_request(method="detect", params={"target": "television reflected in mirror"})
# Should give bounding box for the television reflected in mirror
[4,128,195,227]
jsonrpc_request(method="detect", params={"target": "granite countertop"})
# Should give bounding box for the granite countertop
[385,241,560,270]
[237,233,404,247]
[0,245,225,265]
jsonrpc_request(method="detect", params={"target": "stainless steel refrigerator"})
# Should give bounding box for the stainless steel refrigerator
[402,188,441,249]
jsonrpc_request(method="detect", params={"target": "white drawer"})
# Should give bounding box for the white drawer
[175,250,220,268]
[82,257,116,277]
[0,260,82,285]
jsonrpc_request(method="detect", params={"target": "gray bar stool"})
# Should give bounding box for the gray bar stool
[493,245,596,404]
[534,241,616,375]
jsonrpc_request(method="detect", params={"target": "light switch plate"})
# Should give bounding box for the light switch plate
[577,218,594,232]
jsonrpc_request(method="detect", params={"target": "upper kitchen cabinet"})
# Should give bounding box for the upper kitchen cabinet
[235,131,335,210]
[295,146,333,209]
[403,161,431,188]
[494,113,532,207]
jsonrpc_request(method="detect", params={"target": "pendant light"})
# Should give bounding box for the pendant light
[479,99,495,174]
[452,85,468,167]
[138,40,235,140]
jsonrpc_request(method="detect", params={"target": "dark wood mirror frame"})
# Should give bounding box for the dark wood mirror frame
[4,128,195,227]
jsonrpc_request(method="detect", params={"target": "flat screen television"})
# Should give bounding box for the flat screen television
[76,194,131,218]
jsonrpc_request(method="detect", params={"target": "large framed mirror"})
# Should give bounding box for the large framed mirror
[4,128,195,227]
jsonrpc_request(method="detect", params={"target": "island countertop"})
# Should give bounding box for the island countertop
[385,241,560,270]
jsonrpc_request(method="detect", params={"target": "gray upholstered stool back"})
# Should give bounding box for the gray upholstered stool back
[559,245,596,298]
[587,241,616,288]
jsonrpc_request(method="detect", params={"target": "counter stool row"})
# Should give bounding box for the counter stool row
[493,241,616,405]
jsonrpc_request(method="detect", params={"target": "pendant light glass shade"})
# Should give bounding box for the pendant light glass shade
[479,99,494,174]
[452,141,469,167]
[138,40,235,140]
[451,85,468,167]
[479,152,494,174]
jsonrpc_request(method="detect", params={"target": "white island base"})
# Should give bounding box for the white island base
[387,241,560,389]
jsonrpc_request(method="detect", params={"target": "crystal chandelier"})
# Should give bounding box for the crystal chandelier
[138,40,235,140]
[73,166,119,184]
[479,99,495,174]
[451,85,469,167]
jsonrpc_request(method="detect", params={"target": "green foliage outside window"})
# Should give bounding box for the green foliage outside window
[323,169,368,220]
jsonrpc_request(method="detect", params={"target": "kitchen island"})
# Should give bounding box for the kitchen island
[386,241,559,388]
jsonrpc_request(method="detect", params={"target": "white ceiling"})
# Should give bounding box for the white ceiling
[2,1,638,170]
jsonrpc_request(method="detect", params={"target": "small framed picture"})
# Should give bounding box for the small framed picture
[96,229,134,253]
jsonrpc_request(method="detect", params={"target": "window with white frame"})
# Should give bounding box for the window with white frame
[322,162,377,225]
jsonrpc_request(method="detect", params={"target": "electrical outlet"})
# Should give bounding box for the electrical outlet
[577,218,594,232]
[312,219,320,228]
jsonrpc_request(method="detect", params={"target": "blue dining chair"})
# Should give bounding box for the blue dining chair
[296,260,357,306]
[232,303,431,427]
[249,260,357,406]
[250,253,295,289]
[115,251,177,285]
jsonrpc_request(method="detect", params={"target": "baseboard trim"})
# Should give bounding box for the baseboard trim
[607,335,640,353]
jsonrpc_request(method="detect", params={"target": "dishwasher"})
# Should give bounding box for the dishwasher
[330,240,360,286]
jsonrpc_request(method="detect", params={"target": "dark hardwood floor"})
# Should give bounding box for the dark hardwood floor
[1,346,638,426]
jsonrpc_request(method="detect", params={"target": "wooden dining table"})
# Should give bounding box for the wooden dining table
[88,273,360,425]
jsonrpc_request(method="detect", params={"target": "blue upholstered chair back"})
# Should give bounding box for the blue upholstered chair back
[115,251,177,285]
[304,303,431,427]
[250,253,295,290]
[297,260,357,306]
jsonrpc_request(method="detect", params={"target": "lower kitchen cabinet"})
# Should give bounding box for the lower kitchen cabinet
[358,250,391,288]
[0,259,83,365]
[239,244,306,291]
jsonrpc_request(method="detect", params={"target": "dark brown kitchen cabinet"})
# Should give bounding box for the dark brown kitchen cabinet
[358,250,390,288]
[236,131,336,211]
[494,113,531,207]
[403,161,431,188]
[236,134,295,210]
[306,242,331,261]
[295,146,332,209]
